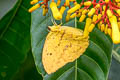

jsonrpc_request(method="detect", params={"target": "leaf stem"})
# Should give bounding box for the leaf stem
[75,17,77,80]
[112,50,120,63]
[75,60,77,80]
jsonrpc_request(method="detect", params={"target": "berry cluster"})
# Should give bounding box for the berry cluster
[29,0,120,44]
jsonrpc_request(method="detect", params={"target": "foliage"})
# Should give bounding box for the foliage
[31,7,113,80]
[112,44,120,63]
[0,0,115,80]
[0,0,41,79]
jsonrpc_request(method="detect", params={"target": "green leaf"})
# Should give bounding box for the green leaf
[112,44,120,63]
[12,51,43,80]
[0,0,31,79]
[31,7,113,80]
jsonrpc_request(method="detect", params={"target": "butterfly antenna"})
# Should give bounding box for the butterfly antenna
[51,15,57,26]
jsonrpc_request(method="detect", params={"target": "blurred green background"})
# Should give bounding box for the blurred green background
[0,0,43,80]
[0,0,120,80]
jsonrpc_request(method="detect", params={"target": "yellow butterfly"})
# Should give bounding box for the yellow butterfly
[42,25,89,74]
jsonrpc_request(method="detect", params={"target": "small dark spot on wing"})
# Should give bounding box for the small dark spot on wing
[47,53,52,55]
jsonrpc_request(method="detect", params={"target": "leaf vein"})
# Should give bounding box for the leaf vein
[3,38,22,54]
[77,68,93,80]
[0,0,22,40]
[0,48,15,65]
[15,17,30,27]
[56,66,74,80]
[9,27,25,39]
[83,54,105,79]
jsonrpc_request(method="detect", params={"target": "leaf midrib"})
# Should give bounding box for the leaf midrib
[75,17,77,80]
[0,0,22,40]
